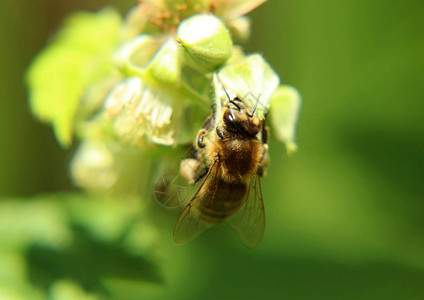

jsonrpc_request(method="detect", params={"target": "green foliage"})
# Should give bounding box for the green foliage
[27,0,296,152]
[25,0,298,197]
[27,8,122,147]
[2,0,424,299]
[0,194,166,299]
[19,0,302,299]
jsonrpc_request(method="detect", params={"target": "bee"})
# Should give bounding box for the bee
[174,78,270,247]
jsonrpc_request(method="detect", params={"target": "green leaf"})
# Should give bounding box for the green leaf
[269,85,301,154]
[26,8,122,147]
[0,198,72,250]
[0,250,46,300]
[0,281,45,300]
[0,194,165,298]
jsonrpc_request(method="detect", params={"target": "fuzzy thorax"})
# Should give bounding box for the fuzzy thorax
[206,137,262,184]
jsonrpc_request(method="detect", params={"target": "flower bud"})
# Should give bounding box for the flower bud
[269,85,301,154]
[145,39,180,85]
[177,14,232,73]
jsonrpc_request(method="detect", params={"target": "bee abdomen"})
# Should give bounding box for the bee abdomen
[198,180,247,224]
[199,204,241,223]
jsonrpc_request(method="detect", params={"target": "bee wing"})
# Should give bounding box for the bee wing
[173,159,220,244]
[230,176,265,247]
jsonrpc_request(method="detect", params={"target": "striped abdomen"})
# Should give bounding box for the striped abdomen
[198,179,247,224]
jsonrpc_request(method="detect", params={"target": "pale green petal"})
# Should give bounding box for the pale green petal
[269,85,301,154]
[113,34,163,77]
[120,5,150,40]
[227,16,251,42]
[213,0,267,20]
[218,54,280,119]
[103,77,175,146]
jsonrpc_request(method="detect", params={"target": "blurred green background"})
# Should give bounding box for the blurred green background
[1,0,424,299]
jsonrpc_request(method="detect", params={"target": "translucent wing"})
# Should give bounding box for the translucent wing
[173,160,220,244]
[230,176,265,247]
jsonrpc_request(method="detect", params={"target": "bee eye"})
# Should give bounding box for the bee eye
[223,109,244,135]
[197,135,205,148]
[224,109,235,124]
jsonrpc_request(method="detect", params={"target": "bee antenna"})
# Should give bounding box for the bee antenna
[223,85,232,102]
[247,94,261,118]
[217,72,241,110]
[229,100,241,110]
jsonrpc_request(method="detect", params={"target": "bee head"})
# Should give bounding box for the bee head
[223,101,261,138]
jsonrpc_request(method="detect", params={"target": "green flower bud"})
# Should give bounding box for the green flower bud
[145,39,180,85]
[269,85,301,154]
[71,140,118,192]
[177,14,232,73]
[227,16,251,43]
[70,140,149,195]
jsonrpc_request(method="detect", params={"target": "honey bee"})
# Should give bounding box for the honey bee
[174,78,270,247]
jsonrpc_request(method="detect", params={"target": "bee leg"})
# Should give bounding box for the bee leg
[180,158,202,185]
[181,114,216,184]
[257,144,269,177]
[180,157,210,185]
[193,167,209,184]
[197,129,207,148]
[181,135,208,185]
[180,145,204,185]
[256,124,270,177]
[197,114,216,148]
[216,126,225,139]
[261,125,269,144]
